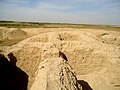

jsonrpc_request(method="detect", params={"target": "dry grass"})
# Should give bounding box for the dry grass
[0,21,120,31]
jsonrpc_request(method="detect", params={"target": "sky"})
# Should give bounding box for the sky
[0,0,120,25]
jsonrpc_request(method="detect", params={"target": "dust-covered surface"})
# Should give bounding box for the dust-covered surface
[30,58,82,90]
[0,27,120,90]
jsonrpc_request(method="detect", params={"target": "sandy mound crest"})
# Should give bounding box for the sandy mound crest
[30,58,82,90]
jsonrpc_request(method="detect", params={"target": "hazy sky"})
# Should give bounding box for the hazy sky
[0,0,120,25]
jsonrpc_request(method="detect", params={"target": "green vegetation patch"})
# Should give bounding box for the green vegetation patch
[0,21,120,31]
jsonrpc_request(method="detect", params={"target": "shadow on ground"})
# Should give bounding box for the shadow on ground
[0,53,28,90]
[77,80,93,90]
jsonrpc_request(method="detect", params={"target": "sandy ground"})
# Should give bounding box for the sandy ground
[0,27,120,90]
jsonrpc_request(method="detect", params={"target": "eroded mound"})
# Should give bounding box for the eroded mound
[0,28,28,46]
[1,29,120,90]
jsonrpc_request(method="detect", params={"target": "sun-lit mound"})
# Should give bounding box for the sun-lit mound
[1,28,120,90]
[0,28,28,46]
